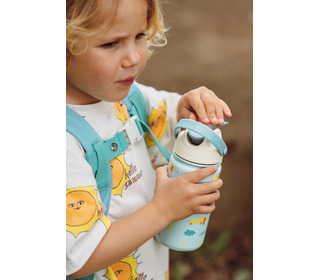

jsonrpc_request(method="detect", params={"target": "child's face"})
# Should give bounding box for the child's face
[66,0,148,105]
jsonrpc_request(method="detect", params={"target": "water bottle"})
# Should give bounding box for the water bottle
[155,119,228,251]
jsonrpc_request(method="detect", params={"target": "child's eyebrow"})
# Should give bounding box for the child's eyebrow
[99,25,148,42]
[99,33,133,45]
[108,32,130,40]
[95,33,128,44]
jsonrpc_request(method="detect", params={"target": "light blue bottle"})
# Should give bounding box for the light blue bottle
[155,119,228,251]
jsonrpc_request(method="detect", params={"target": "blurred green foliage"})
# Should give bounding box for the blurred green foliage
[208,230,232,254]
[169,229,252,280]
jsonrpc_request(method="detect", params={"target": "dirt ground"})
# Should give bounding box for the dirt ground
[138,0,253,279]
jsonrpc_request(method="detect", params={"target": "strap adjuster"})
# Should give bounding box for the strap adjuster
[122,116,143,148]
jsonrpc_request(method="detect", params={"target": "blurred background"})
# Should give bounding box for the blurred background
[138,0,253,279]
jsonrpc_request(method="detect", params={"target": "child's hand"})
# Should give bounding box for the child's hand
[177,86,232,125]
[152,165,223,224]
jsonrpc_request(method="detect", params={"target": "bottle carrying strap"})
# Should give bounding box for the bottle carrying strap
[174,119,228,156]
[137,119,171,161]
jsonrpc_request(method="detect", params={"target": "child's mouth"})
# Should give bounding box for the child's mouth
[118,77,135,86]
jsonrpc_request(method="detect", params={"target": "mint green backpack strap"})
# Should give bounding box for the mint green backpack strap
[66,275,94,280]
[66,106,101,154]
[122,84,171,161]
[66,106,113,214]
[122,83,148,124]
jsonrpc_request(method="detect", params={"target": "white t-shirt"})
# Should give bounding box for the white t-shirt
[66,83,181,280]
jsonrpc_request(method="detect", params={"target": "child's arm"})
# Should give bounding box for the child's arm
[177,86,232,125]
[67,165,222,278]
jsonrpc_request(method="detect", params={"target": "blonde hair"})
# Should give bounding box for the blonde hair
[66,0,167,68]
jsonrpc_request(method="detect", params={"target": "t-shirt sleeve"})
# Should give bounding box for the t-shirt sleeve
[66,132,111,276]
[135,82,181,166]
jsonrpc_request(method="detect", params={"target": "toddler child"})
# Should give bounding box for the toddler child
[66,0,232,279]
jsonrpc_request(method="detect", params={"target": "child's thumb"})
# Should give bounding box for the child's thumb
[155,165,169,178]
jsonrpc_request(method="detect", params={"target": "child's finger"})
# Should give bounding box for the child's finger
[214,102,225,125]
[201,90,218,125]
[188,111,198,121]
[196,179,223,195]
[182,166,218,183]
[220,99,232,117]
[188,90,210,124]
[194,201,216,214]
[199,190,221,205]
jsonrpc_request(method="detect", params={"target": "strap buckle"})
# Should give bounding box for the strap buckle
[122,116,143,148]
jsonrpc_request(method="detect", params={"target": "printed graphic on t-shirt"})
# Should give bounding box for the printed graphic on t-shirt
[111,154,131,196]
[114,101,129,124]
[66,186,110,238]
[104,252,148,280]
[111,154,143,197]
[145,101,167,147]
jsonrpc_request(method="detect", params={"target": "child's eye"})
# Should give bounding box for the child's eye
[136,33,146,40]
[101,41,118,48]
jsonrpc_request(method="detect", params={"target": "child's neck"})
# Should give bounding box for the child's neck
[66,89,101,105]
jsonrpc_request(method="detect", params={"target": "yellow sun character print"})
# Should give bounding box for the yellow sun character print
[114,101,129,124]
[66,186,110,238]
[105,254,140,280]
[145,101,167,147]
[111,154,131,196]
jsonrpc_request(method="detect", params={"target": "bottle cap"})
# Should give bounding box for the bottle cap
[174,119,227,157]
[188,130,204,145]
[173,119,228,165]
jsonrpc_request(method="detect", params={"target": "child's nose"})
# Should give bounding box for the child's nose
[122,45,141,67]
